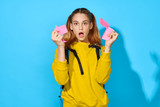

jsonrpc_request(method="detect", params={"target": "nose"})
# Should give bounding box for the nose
[79,24,83,30]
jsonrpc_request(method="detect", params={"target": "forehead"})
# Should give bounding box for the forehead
[72,13,89,22]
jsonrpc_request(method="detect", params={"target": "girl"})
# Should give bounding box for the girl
[51,8,118,107]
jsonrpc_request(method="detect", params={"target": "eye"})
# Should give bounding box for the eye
[84,22,88,25]
[74,23,78,25]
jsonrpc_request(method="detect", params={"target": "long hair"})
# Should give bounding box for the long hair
[63,8,102,49]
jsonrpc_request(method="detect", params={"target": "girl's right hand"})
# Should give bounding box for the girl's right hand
[51,30,65,47]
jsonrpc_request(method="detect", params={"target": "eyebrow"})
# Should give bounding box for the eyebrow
[73,20,89,22]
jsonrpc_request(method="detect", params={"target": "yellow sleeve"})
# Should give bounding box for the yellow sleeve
[51,48,69,85]
[95,46,112,84]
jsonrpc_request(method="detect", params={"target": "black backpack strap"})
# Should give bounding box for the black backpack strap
[88,45,101,60]
[65,48,69,64]
[103,84,108,93]
[68,47,84,75]
[95,46,100,60]
[58,85,64,107]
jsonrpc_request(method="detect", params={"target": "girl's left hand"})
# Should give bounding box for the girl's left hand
[105,31,119,48]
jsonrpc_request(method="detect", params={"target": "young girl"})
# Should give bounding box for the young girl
[51,8,118,107]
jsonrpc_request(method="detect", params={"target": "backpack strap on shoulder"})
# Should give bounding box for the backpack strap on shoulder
[88,45,101,60]
[68,47,84,75]
[95,46,101,60]
[65,48,69,64]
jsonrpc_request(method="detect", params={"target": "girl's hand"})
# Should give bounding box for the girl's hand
[105,31,119,48]
[51,30,65,47]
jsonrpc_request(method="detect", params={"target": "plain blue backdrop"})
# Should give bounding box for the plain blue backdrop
[0,0,160,107]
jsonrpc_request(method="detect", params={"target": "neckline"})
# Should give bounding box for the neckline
[74,41,90,45]
[70,41,91,49]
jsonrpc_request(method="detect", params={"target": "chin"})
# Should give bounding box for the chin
[77,37,86,41]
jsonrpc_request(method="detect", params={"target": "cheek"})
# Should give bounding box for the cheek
[84,27,90,34]
[72,28,78,34]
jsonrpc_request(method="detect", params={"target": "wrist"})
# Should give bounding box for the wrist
[58,45,65,49]
[104,46,111,53]
[58,46,65,51]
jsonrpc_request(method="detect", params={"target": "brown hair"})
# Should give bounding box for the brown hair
[63,8,102,49]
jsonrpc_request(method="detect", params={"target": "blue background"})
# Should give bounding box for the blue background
[0,0,160,107]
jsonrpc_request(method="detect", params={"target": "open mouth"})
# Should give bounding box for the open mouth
[79,32,84,37]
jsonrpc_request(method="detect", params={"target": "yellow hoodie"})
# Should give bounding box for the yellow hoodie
[51,41,111,107]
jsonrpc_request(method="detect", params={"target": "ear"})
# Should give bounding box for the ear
[70,23,73,30]
[89,22,93,30]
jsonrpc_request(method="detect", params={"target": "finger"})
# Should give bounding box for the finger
[110,31,114,36]
[113,33,118,39]
[52,32,59,41]
[52,30,56,36]
[107,34,112,39]
[56,34,62,41]
[113,32,118,36]
[51,31,56,40]
[57,34,63,40]
[110,35,113,38]
[110,33,114,38]
[116,32,119,36]
[113,33,118,40]
[52,30,58,35]
[55,31,59,38]
[54,30,58,33]
[109,31,118,40]
[54,30,59,34]
[58,35,64,41]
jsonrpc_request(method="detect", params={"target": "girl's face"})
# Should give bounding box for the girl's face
[70,13,93,43]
